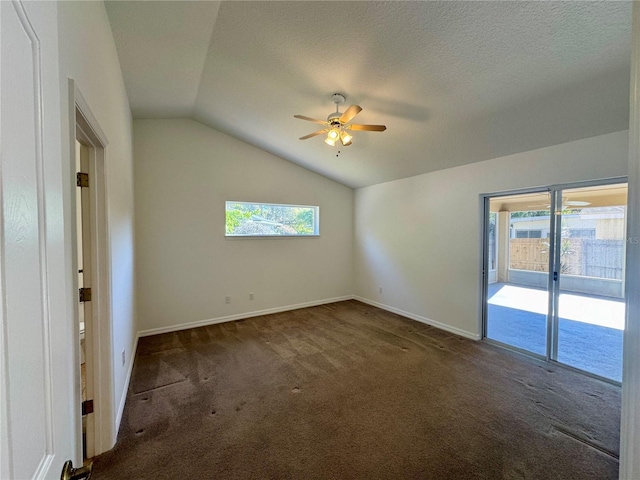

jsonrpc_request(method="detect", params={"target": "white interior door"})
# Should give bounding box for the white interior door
[1,1,78,478]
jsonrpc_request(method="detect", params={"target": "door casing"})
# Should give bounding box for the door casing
[72,84,114,457]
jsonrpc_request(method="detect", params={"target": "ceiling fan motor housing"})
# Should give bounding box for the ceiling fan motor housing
[327,112,342,125]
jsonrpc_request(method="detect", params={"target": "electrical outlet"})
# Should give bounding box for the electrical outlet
[249,292,254,300]
[379,286,383,294]
[121,349,125,366]
[225,296,231,304]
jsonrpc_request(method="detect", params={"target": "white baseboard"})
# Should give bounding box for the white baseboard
[115,333,139,434]
[137,295,355,338]
[136,295,481,341]
[353,296,481,341]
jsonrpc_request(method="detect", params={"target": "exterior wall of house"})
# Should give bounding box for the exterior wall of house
[597,217,627,239]
[57,1,135,445]
[134,119,354,333]
[354,130,629,339]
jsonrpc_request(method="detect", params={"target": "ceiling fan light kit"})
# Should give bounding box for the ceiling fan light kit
[340,130,353,146]
[294,93,386,147]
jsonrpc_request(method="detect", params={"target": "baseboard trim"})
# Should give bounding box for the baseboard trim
[137,295,355,338]
[115,333,139,434]
[353,296,481,341]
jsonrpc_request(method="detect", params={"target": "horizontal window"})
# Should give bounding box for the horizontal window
[515,229,542,239]
[568,228,596,239]
[225,201,319,237]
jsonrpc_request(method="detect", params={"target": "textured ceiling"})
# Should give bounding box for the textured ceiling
[106,1,632,188]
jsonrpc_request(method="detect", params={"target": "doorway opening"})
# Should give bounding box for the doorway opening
[73,91,112,462]
[75,138,93,461]
[482,180,628,383]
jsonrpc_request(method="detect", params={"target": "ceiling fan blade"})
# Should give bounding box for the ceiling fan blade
[526,200,590,208]
[299,129,328,140]
[294,115,328,126]
[348,124,387,132]
[339,105,362,124]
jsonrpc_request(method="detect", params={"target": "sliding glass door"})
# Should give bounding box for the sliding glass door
[485,190,552,357]
[483,181,627,382]
[554,184,627,382]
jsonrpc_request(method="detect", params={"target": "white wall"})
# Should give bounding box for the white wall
[620,5,640,476]
[57,1,135,447]
[134,119,353,333]
[354,130,629,339]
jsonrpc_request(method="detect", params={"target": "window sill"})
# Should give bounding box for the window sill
[225,234,321,239]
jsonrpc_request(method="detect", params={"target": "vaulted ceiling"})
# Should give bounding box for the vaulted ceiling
[105,1,632,188]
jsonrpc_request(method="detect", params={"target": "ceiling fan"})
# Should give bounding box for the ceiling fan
[294,93,386,147]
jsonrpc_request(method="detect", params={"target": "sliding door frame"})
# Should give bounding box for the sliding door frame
[481,176,627,383]
[480,185,552,361]
[548,189,561,363]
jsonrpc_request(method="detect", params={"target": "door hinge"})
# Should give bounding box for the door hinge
[79,287,92,302]
[553,271,558,281]
[82,399,94,416]
[76,172,89,188]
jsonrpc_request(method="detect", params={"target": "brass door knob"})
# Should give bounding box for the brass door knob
[61,460,93,480]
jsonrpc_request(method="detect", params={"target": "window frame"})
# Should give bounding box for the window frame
[515,229,543,239]
[224,201,320,238]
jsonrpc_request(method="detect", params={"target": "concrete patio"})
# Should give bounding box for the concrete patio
[486,282,624,382]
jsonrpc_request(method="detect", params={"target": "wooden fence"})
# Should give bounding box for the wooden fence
[509,238,551,272]
[509,238,624,279]
[583,239,625,279]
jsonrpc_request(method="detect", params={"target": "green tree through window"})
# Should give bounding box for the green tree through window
[225,202,319,236]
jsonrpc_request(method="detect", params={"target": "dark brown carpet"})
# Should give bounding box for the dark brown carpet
[93,300,620,479]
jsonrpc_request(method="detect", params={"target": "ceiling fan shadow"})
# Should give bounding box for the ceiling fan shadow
[358,95,430,123]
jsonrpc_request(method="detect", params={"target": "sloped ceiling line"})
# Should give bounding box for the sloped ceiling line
[106,1,632,189]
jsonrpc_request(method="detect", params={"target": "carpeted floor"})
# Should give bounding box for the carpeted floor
[93,300,620,479]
